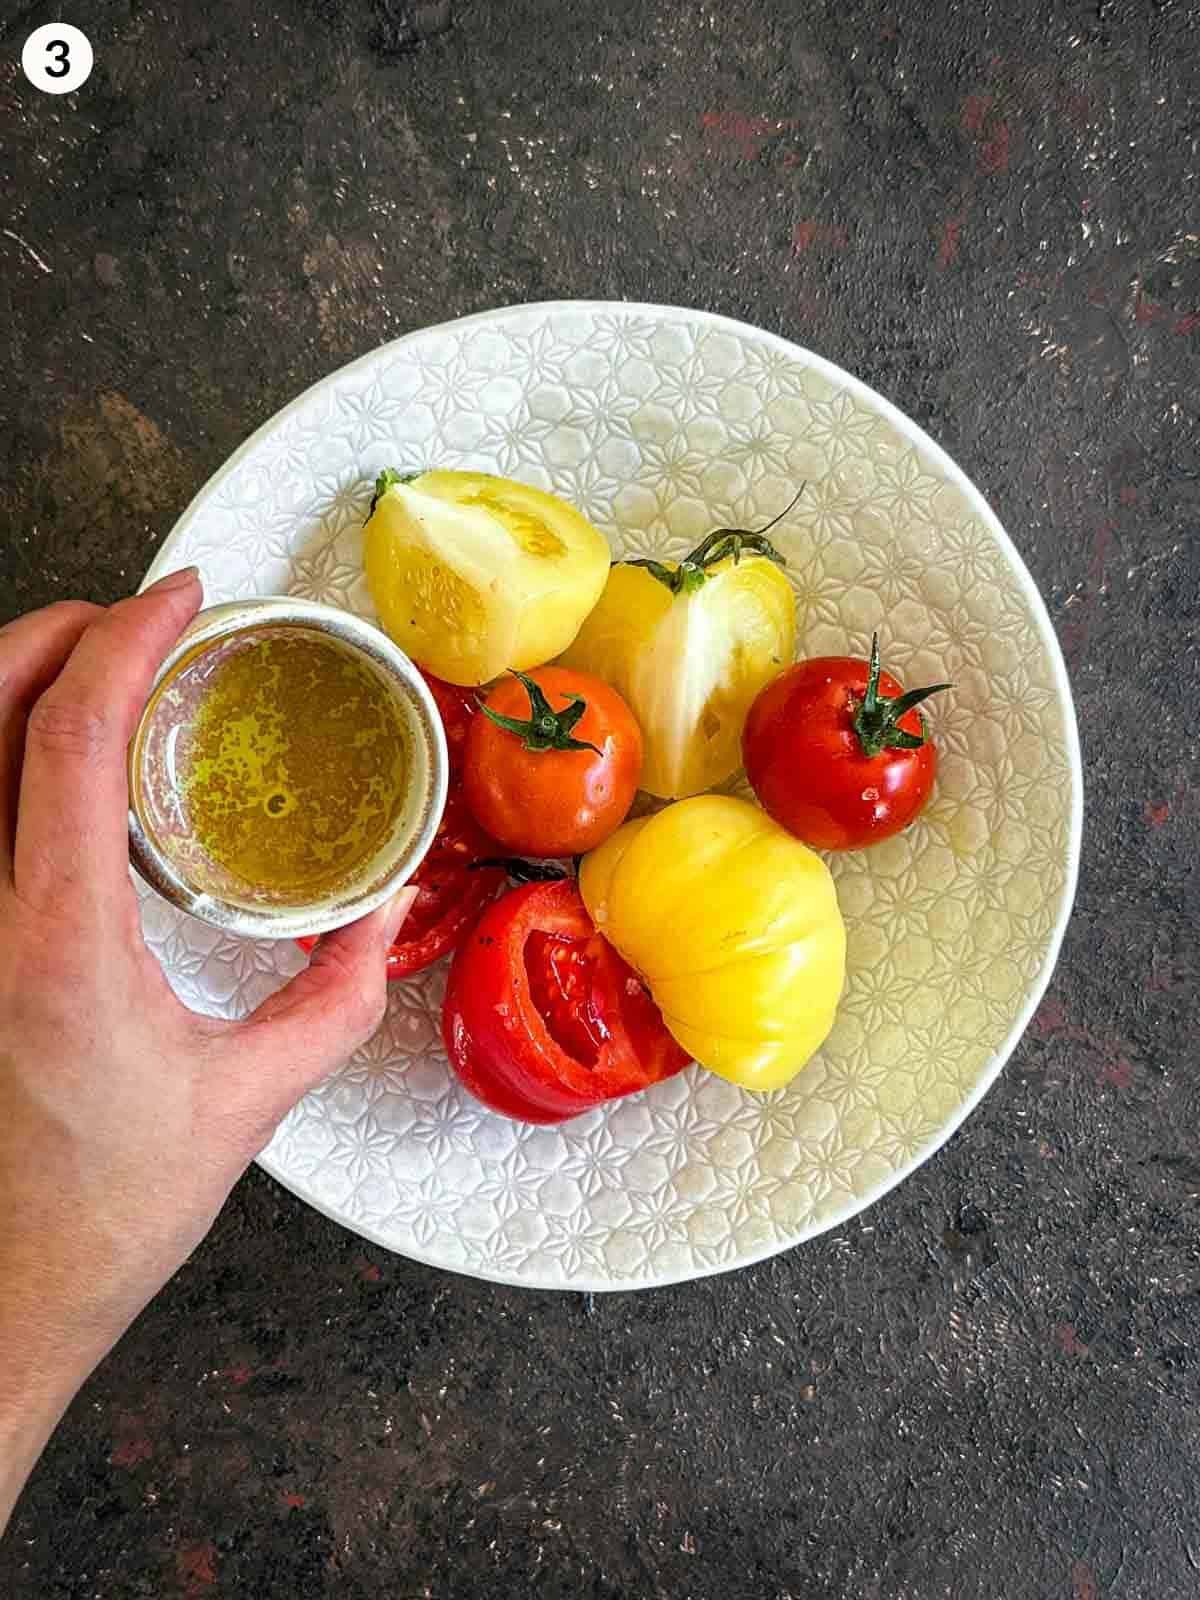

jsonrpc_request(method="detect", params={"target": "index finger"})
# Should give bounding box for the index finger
[14,568,202,911]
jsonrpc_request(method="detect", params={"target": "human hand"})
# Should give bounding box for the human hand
[0,571,413,1530]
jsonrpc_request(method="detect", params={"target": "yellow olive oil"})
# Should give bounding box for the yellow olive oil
[180,632,408,895]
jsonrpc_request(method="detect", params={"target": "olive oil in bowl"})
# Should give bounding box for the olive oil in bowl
[129,601,447,939]
[180,632,409,898]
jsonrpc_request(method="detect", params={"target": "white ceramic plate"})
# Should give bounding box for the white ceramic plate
[140,301,1082,1291]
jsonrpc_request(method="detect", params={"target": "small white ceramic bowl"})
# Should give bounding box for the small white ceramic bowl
[127,597,448,941]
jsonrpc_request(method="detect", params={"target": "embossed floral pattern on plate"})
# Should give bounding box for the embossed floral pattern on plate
[140,302,1082,1290]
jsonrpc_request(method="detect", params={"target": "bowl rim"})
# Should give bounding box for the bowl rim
[139,300,1083,1290]
[127,596,449,942]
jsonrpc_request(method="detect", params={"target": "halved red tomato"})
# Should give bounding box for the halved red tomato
[298,789,505,978]
[442,879,691,1124]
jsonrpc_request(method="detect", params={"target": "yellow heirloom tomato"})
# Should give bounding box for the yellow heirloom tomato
[364,468,610,687]
[560,559,793,798]
[580,795,845,1092]
[559,510,798,798]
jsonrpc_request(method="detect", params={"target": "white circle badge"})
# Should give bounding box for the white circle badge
[22,24,94,95]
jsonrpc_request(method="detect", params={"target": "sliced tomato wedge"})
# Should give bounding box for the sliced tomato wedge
[298,789,505,979]
[442,880,691,1124]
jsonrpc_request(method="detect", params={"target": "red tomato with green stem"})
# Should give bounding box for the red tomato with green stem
[464,667,642,858]
[442,879,690,1124]
[298,789,505,978]
[743,635,951,851]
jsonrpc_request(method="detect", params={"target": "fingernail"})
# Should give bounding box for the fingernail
[383,885,419,944]
[144,565,201,595]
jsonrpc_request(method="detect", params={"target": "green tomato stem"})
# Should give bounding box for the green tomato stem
[369,466,421,515]
[852,634,952,758]
[480,669,602,756]
[624,484,807,595]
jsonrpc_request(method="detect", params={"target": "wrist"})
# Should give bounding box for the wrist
[0,1236,151,1536]
[0,1267,111,1408]
[0,1218,147,1369]
[0,1289,99,1538]
[0,1186,222,1537]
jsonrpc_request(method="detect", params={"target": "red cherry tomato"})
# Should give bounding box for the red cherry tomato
[297,790,505,978]
[442,880,690,1124]
[463,667,642,858]
[743,636,950,851]
[419,668,478,778]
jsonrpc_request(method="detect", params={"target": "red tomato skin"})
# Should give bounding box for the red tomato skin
[442,880,689,1125]
[743,657,937,851]
[463,668,642,858]
[418,668,478,779]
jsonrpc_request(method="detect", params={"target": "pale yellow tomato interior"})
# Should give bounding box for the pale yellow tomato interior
[365,469,611,686]
[559,555,795,797]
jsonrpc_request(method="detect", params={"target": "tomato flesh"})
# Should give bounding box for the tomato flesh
[525,930,612,1067]
[443,881,690,1124]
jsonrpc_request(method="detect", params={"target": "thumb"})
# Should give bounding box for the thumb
[220,886,418,1133]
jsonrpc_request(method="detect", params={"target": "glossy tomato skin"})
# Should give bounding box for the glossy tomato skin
[743,656,937,850]
[418,668,478,778]
[297,790,505,978]
[442,880,689,1125]
[463,667,642,857]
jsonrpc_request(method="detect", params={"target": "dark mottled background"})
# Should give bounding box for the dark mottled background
[2,0,1198,1595]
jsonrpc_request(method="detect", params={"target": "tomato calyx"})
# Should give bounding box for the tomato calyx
[473,857,571,884]
[852,633,952,759]
[625,483,805,596]
[369,465,421,515]
[479,669,602,756]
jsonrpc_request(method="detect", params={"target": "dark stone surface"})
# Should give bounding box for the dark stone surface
[1,0,1198,1594]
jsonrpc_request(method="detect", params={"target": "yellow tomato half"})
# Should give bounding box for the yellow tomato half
[559,554,795,798]
[581,795,845,1092]
[364,469,611,686]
